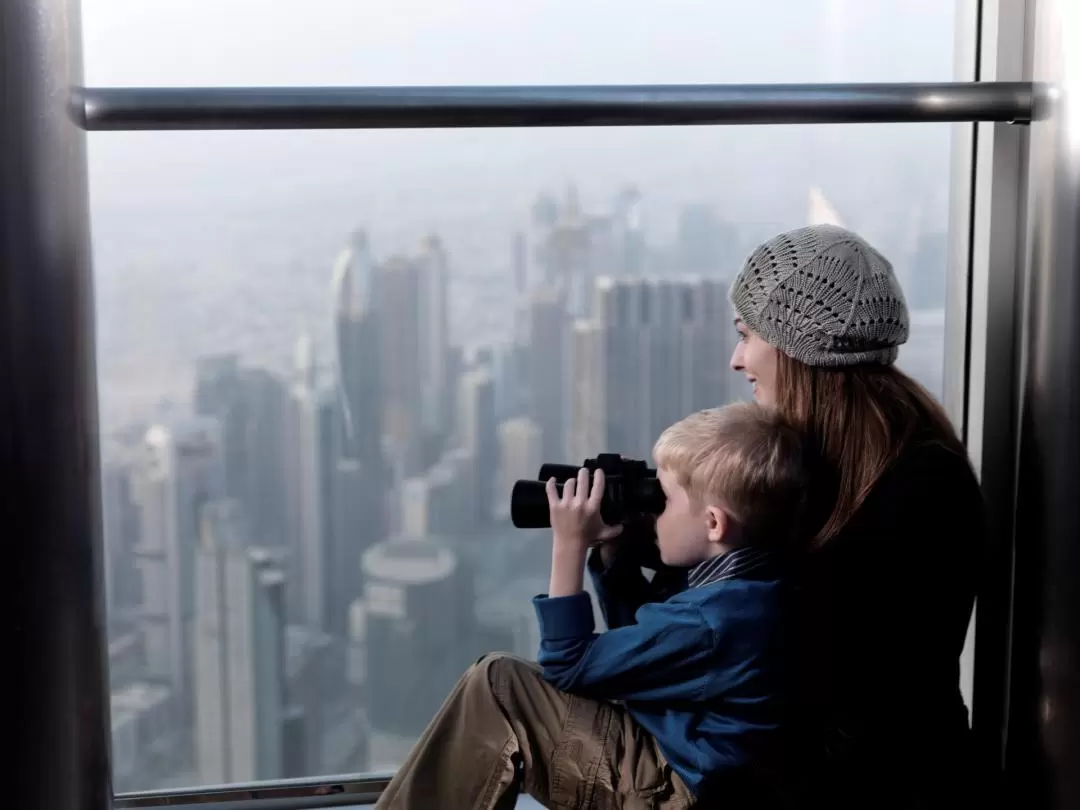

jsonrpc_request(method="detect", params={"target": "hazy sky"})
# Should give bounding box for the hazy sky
[82,1,969,428]
[81,0,968,216]
[82,0,963,87]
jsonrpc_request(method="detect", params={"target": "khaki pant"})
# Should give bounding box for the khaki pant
[375,653,695,810]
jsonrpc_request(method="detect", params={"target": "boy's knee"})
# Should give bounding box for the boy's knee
[470,652,533,692]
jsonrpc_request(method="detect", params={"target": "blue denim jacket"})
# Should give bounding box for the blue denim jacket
[533,546,788,797]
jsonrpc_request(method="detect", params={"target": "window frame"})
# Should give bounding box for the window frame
[2,0,1036,806]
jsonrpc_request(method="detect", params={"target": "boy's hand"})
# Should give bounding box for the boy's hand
[545,467,623,552]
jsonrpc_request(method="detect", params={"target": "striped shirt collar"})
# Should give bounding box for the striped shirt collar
[687,547,773,589]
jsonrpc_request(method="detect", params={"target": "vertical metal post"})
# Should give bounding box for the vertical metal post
[1010,0,1080,805]
[1,0,111,809]
[964,0,1031,773]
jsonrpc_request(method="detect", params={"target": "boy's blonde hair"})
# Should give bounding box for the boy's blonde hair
[653,402,810,548]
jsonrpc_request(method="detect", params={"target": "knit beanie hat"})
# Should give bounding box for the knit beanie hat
[729,224,909,367]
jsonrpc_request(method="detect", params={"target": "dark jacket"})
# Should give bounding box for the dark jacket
[582,441,987,808]
[794,440,986,808]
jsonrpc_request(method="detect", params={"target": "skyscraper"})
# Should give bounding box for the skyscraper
[612,184,647,277]
[496,417,542,520]
[400,448,474,539]
[377,239,451,475]
[332,230,382,466]
[527,286,568,463]
[378,255,422,466]
[416,235,452,448]
[567,319,605,462]
[282,334,336,632]
[456,365,496,524]
[327,456,382,635]
[569,276,738,462]
[193,354,289,547]
[134,417,224,706]
[594,276,650,457]
[328,231,389,636]
[512,231,528,295]
[101,444,143,631]
[194,500,288,784]
[534,186,599,317]
[683,278,737,413]
[361,536,473,768]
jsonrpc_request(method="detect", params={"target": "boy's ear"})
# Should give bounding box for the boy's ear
[705,505,729,544]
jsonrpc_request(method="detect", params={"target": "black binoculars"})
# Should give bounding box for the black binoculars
[509,453,666,529]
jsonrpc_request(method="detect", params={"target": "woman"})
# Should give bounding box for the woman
[727,224,987,808]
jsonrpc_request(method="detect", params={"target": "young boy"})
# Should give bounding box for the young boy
[375,402,809,810]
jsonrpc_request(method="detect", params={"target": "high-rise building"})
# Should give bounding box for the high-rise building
[612,184,647,277]
[193,354,289,547]
[416,235,452,445]
[683,278,737,413]
[282,334,336,632]
[134,417,224,705]
[194,501,289,785]
[332,230,383,466]
[567,319,605,462]
[101,445,143,631]
[327,456,384,635]
[281,624,334,776]
[377,237,451,475]
[111,681,182,793]
[527,286,568,463]
[533,186,605,317]
[808,186,846,228]
[496,417,542,521]
[512,231,528,295]
[569,276,738,461]
[456,366,496,523]
[361,536,474,768]
[401,448,474,539]
[378,255,423,466]
[595,276,651,457]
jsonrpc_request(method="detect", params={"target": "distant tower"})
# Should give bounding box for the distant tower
[378,236,452,474]
[362,536,473,768]
[456,366,496,524]
[194,501,287,784]
[612,185,646,277]
[193,353,289,547]
[330,230,389,634]
[417,234,451,444]
[527,286,569,462]
[134,418,224,706]
[101,444,143,628]
[512,231,528,296]
[807,187,846,227]
[568,276,737,462]
[496,417,543,520]
[331,229,383,465]
[282,334,336,632]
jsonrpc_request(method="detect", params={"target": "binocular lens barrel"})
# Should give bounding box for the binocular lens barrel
[536,463,581,483]
[510,480,557,528]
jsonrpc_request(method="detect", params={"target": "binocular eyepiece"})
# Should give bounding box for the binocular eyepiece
[510,453,666,529]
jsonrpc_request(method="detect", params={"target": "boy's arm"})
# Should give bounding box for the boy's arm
[588,523,689,629]
[532,592,716,702]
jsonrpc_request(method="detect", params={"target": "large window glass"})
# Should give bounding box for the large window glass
[83,0,971,794]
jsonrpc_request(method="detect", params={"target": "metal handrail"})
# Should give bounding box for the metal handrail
[113,772,393,809]
[72,81,1036,131]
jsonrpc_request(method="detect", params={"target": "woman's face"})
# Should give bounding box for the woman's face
[730,316,780,407]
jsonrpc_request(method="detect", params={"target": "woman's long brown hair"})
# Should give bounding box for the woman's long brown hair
[774,352,967,546]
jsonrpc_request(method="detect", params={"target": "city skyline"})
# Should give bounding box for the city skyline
[101,181,950,792]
